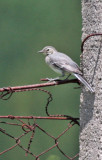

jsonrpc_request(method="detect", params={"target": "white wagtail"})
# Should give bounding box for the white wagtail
[38,46,94,92]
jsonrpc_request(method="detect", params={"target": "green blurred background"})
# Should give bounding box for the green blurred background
[0,0,81,159]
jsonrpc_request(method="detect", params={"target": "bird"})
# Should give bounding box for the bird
[38,46,94,93]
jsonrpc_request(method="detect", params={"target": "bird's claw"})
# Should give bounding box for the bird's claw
[46,77,60,82]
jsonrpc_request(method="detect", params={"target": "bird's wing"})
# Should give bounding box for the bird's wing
[49,53,82,75]
[52,62,82,74]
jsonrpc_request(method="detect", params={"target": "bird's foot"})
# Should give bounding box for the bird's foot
[46,77,60,82]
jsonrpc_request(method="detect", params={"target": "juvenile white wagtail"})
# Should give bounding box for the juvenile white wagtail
[38,46,94,92]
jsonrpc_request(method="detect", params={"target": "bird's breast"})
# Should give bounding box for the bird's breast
[45,56,62,74]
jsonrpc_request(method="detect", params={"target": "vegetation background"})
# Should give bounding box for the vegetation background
[0,0,81,160]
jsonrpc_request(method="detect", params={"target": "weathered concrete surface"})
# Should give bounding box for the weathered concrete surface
[80,1,102,160]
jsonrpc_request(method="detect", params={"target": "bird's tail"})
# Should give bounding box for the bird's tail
[73,73,94,93]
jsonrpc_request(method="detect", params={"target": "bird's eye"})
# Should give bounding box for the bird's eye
[47,49,49,51]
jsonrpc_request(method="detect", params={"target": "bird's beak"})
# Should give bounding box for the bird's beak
[38,49,43,53]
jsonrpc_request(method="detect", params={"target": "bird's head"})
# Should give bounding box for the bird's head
[38,46,57,55]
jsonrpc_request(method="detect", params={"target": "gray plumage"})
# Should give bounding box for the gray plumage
[38,46,94,93]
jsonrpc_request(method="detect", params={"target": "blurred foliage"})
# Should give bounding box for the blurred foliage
[0,0,81,160]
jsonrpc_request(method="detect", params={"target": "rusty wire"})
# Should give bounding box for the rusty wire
[1,33,101,159]
[81,33,102,52]
[0,118,79,160]
[0,86,79,159]
[0,84,79,159]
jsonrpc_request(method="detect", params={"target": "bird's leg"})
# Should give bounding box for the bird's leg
[46,77,60,82]
[58,72,65,79]
[64,74,71,80]
[46,72,65,82]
